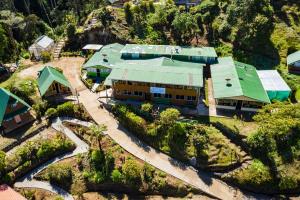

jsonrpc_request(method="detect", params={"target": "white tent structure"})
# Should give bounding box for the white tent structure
[28,35,55,60]
[257,70,291,101]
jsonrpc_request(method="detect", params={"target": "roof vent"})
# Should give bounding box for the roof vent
[102,53,108,62]
[225,78,232,87]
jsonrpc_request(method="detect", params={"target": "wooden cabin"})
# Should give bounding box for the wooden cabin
[37,66,72,99]
[0,88,34,134]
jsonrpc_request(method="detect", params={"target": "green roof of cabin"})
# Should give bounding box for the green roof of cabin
[104,57,204,87]
[83,43,124,69]
[287,51,300,65]
[37,66,71,96]
[120,44,217,58]
[0,88,31,125]
[211,57,270,103]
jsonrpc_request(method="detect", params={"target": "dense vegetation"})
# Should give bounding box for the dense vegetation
[0,133,75,184]
[112,103,244,170]
[37,122,199,197]
[222,103,300,193]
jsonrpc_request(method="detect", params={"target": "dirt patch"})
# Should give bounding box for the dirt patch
[19,57,86,91]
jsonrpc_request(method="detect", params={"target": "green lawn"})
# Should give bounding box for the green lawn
[296,88,300,102]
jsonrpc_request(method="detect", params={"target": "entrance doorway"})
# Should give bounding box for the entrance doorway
[236,100,242,110]
[145,93,151,101]
[96,69,101,77]
[55,83,60,94]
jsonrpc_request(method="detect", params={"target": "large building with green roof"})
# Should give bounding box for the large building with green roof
[120,44,218,64]
[0,88,34,134]
[287,50,300,74]
[211,57,270,111]
[37,66,72,98]
[104,57,204,106]
[83,43,124,79]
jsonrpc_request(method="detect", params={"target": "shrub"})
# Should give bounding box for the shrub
[111,169,123,183]
[0,151,6,174]
[143,163,155,183]
[57,102,75,116]
[32,100,48,119]
[22,52,30,59]
[141,103,153,113]
[112,104,147,136]
[47,163,73,185]
[45,108,58,119]
[41,51,52,63]
[159,108,180,126]
[122,158,142,185]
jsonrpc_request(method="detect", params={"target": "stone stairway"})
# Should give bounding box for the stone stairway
[53,39,65,60]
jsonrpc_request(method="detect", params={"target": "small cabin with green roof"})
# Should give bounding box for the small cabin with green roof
[287,51,300,74]
[37,66,72,98]
[211,57,270,112]
[82,43,124,79]
[0,88,34,134]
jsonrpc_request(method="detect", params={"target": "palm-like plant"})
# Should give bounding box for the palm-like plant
[90,124,107,149]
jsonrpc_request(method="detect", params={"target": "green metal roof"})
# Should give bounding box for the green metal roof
[120,44,217,57]
[0,88,31,125]
[83,43,124,69]
[211,57,270,103]
[37,66,71,97]
[287,50,300,65]
[104,57,204,87]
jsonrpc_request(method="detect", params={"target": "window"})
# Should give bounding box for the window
[127,81,132,85]
[134,91,143,96]
[153,93,161,98]
[187,96,196,101]
[176,95,184,100]
[123,90,131,95]
[165,94,172,99]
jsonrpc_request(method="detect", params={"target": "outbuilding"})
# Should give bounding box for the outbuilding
[211,57,270,112]
[83,43,124,80]
[0,88,34,134]
[37,66,72,98]
[29,35,55,60]
[257,70,291,101]
[287,50,300,74]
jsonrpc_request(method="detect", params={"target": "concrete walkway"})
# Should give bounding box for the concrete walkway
[78,89,264,200]
[14,118,90,200]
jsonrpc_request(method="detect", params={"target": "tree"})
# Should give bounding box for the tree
[90,124,107,149]
[159,108,180,127]
[124,2,133,25]
[0,24,9,63]
[122,158,141,184]
[111,169,122,183]
[171,12,197,44]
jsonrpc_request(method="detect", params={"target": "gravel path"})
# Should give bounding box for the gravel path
[14,117,90,200]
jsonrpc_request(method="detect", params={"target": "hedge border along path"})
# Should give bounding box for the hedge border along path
[14,117,90,200]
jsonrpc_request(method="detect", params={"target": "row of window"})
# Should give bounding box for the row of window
[123,91,197,101]
[116,81,195,90]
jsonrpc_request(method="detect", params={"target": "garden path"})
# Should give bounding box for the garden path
[78,89,268,200]
[14,117,90,200]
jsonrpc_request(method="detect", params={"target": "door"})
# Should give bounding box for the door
[236,100,242,110]
[145,93,151,101]
[96,69,101,77]
[55,83,60,94]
